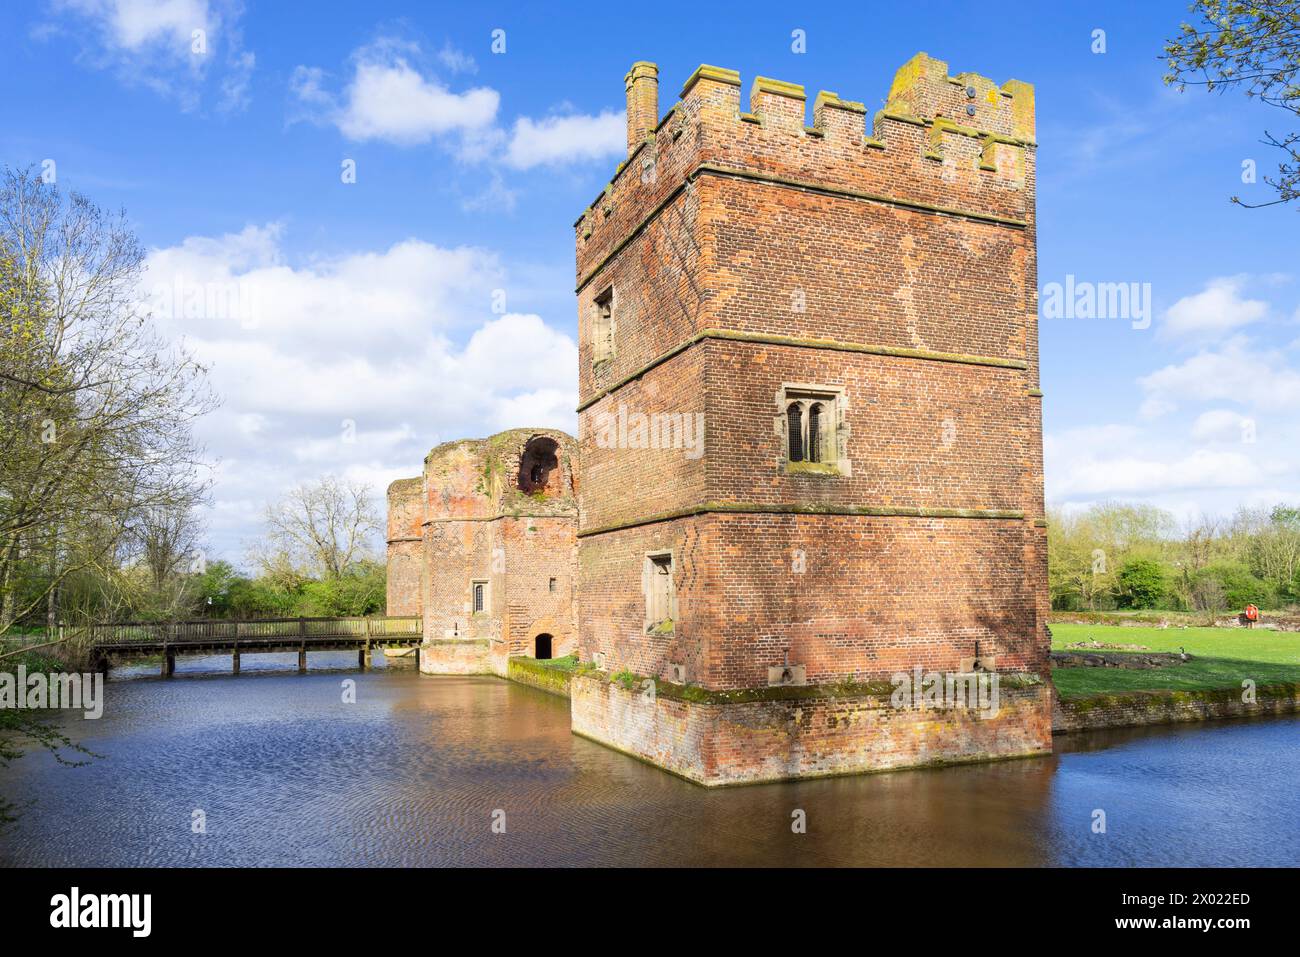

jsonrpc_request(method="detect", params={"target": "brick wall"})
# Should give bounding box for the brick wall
[571,672,1053,786]
[576,53,1046,684]
[385,477,423,617]
[572,52,1049,779]
[1053,684,1300,733]
[388,429,579,675]
[419,639,493,675]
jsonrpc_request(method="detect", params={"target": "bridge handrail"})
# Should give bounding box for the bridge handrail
[78,615,422,645]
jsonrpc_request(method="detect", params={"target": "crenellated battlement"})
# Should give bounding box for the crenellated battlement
[575,53,1036,289]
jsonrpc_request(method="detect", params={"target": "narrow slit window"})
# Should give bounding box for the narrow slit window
[593,288,614,363]
[472,581,486,613]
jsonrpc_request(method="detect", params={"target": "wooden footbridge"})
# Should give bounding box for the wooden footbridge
[80,616,423,675]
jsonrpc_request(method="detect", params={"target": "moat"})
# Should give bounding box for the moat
[1,656,1297,867]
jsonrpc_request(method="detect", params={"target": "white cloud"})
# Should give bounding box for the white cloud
[504,111,626,170]
[289,65,331,106]
[436,42,477,75]
[338,57,499,144]
[291,39,498,148]
[1047,428,1263,500]
[1138,336,1300,416]
[143,225,577,559]
[458,172,519,214]
[59,0,211,49]
[1190,409,1254,444]
[218,48,254,112]
[44,0,253,111]
[292,39,626,171]
[1046,314,1300,519]
[1159,276,1269,342]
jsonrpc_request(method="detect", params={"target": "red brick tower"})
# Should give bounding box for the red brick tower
[570,54,1052,785]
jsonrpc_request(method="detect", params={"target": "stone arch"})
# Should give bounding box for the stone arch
[534,633,553,659]
[522,615,573,659]
[517,435,560,494]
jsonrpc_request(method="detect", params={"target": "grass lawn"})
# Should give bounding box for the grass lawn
[528,654,579,672]
[1049,622,1300,699]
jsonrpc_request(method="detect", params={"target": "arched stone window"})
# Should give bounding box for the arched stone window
[787,403,804,462]
[807,402,823,464]
[779,385,848,475]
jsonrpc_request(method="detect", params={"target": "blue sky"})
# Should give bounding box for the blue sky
[3,0,1298,563]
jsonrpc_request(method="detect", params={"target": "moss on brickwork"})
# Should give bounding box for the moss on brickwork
[574,669,1042,706]
[507,656,575,697]
[1056,682,1300,734]
[786,461,839,476]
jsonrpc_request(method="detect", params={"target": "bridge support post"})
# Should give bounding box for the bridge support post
[359,642,370,671]
[298,648,307,673]
[232,647,240,675]
[162,650,175,677]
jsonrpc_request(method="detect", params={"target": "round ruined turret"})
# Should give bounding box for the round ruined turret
[421,428,577,523]
[386,428,579,676]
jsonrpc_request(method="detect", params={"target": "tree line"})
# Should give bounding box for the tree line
[1,168,385,639]
[1048,502,1300,615]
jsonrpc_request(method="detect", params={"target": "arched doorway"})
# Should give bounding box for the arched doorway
[534,633,553,660]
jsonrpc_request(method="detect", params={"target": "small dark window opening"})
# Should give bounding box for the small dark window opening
[473,582,485,613]
[787,403,804,462]
[535,633,553,660]
[593,288,614,362]
[807,403,823,464]
[549,577,558,593]
[518,436,560,493]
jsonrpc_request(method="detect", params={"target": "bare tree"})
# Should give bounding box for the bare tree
[254,476,380,581]
[1163,1,1300,208]
[117,499,207,619]
[0,167,214,636]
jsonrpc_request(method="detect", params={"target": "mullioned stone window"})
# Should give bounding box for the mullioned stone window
[471,579,489,615]
[776,383,850,475]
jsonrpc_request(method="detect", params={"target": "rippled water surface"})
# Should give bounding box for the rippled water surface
[2,654,1297,866]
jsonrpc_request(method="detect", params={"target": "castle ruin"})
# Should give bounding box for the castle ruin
[388,53,1053,785]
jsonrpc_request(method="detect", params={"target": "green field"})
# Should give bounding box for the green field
[1049,622,1300,699]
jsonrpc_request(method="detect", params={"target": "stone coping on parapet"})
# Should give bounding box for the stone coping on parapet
[575,55,1035,242]
[575,161,1028,294]
[577,326,1029,413]
[577,502,1029,539]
